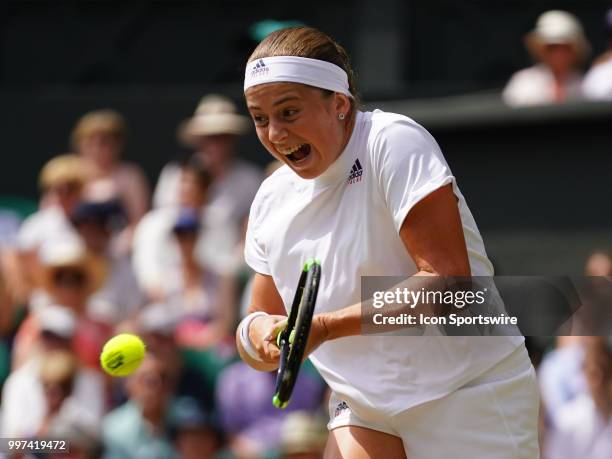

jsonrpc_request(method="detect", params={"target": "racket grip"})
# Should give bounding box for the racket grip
[276,331,283,348]
[272,394,289,409]
[276,329,296,347]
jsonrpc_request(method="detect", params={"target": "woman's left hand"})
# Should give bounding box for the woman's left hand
[267,314,330,359]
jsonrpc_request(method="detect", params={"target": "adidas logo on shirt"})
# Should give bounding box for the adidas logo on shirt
[347,159,363,184]
[250,59,269,78]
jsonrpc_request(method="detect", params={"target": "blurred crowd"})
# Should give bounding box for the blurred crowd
[0,8,611,459]
[503,9,612,106]
[0,95,327,459]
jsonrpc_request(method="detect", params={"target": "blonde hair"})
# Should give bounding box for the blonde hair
[70,109,127,148]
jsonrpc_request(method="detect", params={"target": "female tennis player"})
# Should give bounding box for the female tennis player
[236,27,539,459]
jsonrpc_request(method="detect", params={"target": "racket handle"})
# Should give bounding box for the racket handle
[273,394,289,409]
[276,332,283,348]
[276,329,296,347]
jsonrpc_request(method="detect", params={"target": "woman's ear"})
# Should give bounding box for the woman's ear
[334,93,352,118]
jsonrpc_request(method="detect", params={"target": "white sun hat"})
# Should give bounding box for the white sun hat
[177,94,250,147]
[525,10,591,61]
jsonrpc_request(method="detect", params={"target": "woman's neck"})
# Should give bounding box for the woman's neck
[339,110,357,154]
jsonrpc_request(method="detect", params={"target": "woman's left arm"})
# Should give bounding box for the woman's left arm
[309,183,470,346]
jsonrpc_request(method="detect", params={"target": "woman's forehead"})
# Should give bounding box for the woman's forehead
[245,82,317,108]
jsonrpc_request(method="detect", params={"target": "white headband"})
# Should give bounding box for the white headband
[243,56,352,97]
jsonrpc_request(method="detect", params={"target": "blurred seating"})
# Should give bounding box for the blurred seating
[216,361,325,459]
[101,353,179,459]
[1,305,105,438]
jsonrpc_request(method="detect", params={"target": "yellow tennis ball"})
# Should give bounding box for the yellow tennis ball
[100,333,146,377]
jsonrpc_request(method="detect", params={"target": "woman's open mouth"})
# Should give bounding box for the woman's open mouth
[283,144,311,164]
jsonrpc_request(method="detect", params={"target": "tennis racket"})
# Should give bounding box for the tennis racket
[273,258,321,409]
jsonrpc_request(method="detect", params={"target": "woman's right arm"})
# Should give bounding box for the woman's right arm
[235,272,287,371]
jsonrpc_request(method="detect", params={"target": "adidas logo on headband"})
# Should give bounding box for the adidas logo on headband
[244,56,352,98]
[250,59,270,78]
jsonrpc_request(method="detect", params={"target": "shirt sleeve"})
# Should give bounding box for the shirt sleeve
[243,191,271,276]
[371,117,455,233]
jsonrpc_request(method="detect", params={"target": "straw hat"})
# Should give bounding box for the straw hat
[525,10,591,62]
[38,154,91,191]
[177,94,250,147]
[37,236,107,296]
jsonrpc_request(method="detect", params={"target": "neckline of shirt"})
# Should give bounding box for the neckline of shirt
[293,111,364,191]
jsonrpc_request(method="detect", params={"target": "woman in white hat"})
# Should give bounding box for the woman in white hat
[153,94,263,226]
[503,10,590,107]
[237,27,539,458]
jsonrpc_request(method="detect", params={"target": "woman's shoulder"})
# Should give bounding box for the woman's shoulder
[361,109,432,144]
[358,109,440,161]
[248,165,293,218]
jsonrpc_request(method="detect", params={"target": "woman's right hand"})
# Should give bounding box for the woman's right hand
[238,273,290,371]
[248,313,287,364]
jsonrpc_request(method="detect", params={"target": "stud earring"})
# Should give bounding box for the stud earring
[338,113,346,120]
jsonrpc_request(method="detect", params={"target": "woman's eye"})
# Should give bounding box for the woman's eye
[253,115,268,125]
[283,109,298,117]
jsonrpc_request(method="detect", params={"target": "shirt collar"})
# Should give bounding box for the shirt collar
[311,111,363,189]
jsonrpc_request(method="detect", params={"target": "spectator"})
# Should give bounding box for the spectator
[503,10,590,106]
[584,250,612,276]
[36,350,100,440]
[14,155,88,301]
[1,305,105,438]
[545,337,612,459]
[538,250,610,428]
[216,361,325,459]
[70,189,145,325]
[102,353,179,459]
[154,94,261,212]
[279,411,327,459]
[539,336,589,428]
[169,208,236,349]
[45,413,103,459]
[134,156,209,295]
[133,156,237,332]
[71,110,150,227]
[582,9,612,101]
[153,94,263,250]
[137,302,216,412]
[11,236,111,370]
[18,154,87,248]
[169,396,221,459]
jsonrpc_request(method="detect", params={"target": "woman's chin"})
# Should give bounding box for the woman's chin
[286,151,321,178]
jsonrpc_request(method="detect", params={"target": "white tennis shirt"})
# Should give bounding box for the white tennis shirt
[245,110,524,419]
